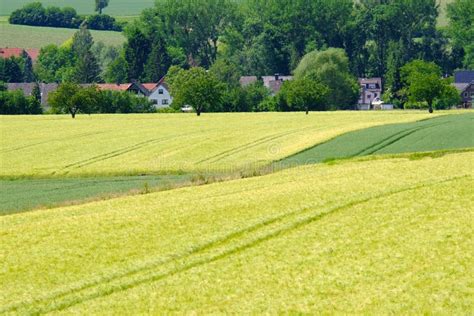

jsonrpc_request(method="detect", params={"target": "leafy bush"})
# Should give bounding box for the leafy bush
[9,2,83,28]
[85,14,123,31]
[0,88,43,115]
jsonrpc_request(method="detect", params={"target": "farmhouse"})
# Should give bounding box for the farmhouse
[6,83,58,107]
[239,74,293,95]
[0,47,40,63]
[95,82,149,96]
[453,70,474,108]
[143,77,173,108]
[262,74,293,95]
[358,78,383,109]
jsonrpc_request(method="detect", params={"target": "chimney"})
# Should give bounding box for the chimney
[274,73,280,81]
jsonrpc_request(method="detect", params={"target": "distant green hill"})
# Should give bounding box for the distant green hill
[0,23,125,48]
[0,0,155,16]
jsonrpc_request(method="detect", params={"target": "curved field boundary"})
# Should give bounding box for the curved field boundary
[277,113,474,167]
[1,175,467,314]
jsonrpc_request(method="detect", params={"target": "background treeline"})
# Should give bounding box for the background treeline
[2,0,471,114]
[9,2,123,31]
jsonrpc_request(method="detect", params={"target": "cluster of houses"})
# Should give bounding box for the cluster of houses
[2,47,473,110]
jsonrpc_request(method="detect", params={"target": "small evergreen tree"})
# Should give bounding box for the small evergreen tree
[72,22,101,83]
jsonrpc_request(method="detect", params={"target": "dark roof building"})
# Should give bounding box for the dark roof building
[239,76,258,87]
[7,83,58,107]
[454,70,474,83]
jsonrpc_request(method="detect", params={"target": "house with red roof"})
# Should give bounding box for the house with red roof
[0,48,40,62]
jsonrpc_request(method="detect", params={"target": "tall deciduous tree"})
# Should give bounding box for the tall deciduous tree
[279,78,329,114]
[294,48,359,109]
[169,67,224,116]
[95,0,109,14]
[447,0,474,68]
[401,60,457,113]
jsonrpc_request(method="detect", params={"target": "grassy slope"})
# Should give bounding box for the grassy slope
[1,152,472,314]
[0,111,464,178]
[0,23,124,48]
[0,0,155,16]
[280,113,474,166]
[0,175,191,215]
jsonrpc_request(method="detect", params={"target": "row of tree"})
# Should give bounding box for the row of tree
[9,2,122,31]
[165,56,459,116]
[0,83,42,115]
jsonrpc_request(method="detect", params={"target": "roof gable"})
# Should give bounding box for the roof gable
[454,70,474,84]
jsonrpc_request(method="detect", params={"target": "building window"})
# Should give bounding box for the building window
[465,92,468,97]
[368,84,376,89]
[162,99,169,105]
[151,99,158,105]
[158,89,164,95]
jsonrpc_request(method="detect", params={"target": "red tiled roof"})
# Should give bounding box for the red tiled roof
[26,49,40,62]
[96,83,133,91]
[0,48,40,62]
[142,83,159,91]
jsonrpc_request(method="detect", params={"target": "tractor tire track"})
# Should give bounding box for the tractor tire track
[197,126,317,165]
[57,134,189,173]
[0,131,108,154]
[2,175,468,315]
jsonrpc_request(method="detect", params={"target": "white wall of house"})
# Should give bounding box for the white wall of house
[148,84,173,109]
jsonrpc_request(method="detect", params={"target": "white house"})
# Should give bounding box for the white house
[143,78,173,109]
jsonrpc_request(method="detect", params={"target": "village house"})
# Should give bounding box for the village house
[358,78,383,110]
[143,77,173,109]
[6,80,172,110]
[6,83,58,107]
[453,70,474,108]
[0,47,40,63]
[95,82,149,96]
[262,74,293,95]
[239,74,293,95]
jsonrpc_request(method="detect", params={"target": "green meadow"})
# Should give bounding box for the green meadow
[0,23,125,48]
[280,113,474,166]
[0,0,155,16]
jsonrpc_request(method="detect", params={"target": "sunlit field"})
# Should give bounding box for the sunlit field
[1,152,472,314]
[0,111,463,178]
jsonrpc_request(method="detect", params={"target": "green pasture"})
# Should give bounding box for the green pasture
[280,113,474,167]
[1,152,472,313]
[0,23,124,48]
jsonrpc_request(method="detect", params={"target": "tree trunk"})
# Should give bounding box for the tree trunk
[428,101,433,113]
[71,112,76,119]
[196,110,201,116]
[306,107,309,115]
[99,7,102,14]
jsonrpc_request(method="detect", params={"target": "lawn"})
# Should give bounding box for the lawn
[0,111,464,178]
[0,0,155,16]
[0,23,125,48]
[279,112,474,167]
[1,151,472,314]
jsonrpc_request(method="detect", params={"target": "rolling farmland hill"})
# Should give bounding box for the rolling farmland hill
[1,151,472,313]
[0,111,461,178]
[0,0,155,16]
[1,112,473,215]
[0,23,125,48]
[280,113,474,166]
